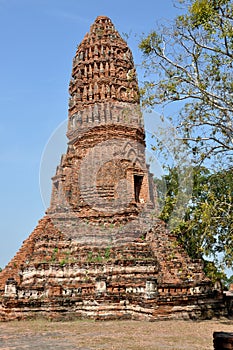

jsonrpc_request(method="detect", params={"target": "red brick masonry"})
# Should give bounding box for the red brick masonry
[0,16,228,321]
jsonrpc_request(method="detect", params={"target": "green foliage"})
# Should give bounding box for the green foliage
[96,253,103,262]
[104,246,111,260]
[155,168,179,222]
[203,260,226,283]
[139,0,233,169]
[223,274,233,288]
[189,0,231,29]
[87,251,93,262]
[0,267,2,273]
[59,259,67,267]
[87,251,101,262]
[51,247,58,262]
[155,166,233,277]
[87,249,110,262]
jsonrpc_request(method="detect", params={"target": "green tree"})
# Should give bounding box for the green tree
[155,166,233,278]
[139,0,233,167]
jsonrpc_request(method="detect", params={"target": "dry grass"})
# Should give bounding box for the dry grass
[0,318,232,349]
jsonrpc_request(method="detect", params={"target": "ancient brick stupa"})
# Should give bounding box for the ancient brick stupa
[0,16,226,320]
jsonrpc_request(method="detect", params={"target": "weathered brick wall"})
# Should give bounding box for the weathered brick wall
[0,217,64,290]
[0,214,226,321]
[48,125,153,221]
[0,15,227,321]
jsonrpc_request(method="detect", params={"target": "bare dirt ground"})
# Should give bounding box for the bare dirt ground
[0,318,232,350]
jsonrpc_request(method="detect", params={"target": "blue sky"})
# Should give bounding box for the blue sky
[0,0,182,268]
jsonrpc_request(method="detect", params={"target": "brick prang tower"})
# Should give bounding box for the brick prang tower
[0,16,227,321]
[48,15,154,225]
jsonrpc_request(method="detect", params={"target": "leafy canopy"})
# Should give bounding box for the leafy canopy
[139,1,233,279]
[155,166,233,280]
[139,0,233,167]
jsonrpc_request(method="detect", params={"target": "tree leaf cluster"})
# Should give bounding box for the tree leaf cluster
[155,166,233,279]
[139,0,233,168]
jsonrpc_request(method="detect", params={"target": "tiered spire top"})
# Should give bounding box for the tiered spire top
[67,16,141,139]
[69,15,139,105]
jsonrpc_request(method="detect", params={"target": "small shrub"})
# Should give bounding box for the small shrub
[88,251,93,262]
[95,253,103,262]
[59,259,67,267]
[104,247,111,260]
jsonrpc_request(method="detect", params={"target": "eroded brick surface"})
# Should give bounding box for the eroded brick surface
[0,16,228,321]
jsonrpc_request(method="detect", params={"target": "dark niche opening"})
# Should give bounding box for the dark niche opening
[134,175,143,203]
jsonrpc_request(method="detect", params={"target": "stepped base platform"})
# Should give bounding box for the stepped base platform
[0,216,227,321]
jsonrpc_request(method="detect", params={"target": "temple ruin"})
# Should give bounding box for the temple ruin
[0,16,227,321]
